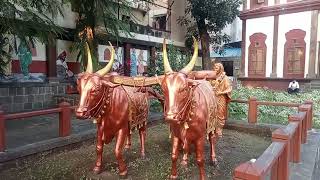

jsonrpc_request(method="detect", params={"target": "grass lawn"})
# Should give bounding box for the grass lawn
[0,123,270,180]
[229,87,320,129]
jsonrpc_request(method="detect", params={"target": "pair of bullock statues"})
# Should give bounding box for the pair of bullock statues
[75,38,232,180]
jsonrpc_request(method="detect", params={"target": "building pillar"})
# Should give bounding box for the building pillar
[271,15,279,77]
[308,10,318,78]
[46,40,57,83]
[124,43,131,76]
[149,46,156,72]
[240,19,246,77]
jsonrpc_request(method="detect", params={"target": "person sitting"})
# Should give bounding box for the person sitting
[288,80,300,94]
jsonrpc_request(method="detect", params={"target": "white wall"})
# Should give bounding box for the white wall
[245,17,274,77]
[223,17,242,42]
[54,3,77,29]
[277,11,311,77]
[56,40,78,62]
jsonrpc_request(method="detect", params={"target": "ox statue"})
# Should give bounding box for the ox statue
[159,37,217,180]
[76,43,152,176]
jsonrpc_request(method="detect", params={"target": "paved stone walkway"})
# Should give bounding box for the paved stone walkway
[5,112,162,150]
[290,129,320,180]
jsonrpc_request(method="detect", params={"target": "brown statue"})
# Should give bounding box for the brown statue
[159,37,217,180]
[76,43,152,176]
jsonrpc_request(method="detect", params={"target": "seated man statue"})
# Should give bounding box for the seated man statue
[288,80,300,94]
[56,51,74,80]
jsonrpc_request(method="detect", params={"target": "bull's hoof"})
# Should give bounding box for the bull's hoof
[170,175,178,179]
[119,169,128,177]
[93,166,102,174]
[140,153,146,160]
[211,159,218,167]
[180,160,188,167]
[124,144,131,150]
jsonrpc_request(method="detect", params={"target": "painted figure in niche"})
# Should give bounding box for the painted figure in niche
[17,41,32,78]
[0,36,12,77]
[209,62,232,165]
[56,51,74,80]
[137,50,145,75]
[130,48,137,76]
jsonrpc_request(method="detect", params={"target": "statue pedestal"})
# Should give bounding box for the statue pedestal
[86,171,132,180]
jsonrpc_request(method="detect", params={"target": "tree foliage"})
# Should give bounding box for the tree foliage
[68,0,135,71]
[0,0,65,75]
[178,0,241,69]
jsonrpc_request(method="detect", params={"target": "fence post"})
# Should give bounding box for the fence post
[248,97,258,124]
[272,129,290,180]
[288,114,302,162]
[59,102,71,137]
[304,100,313,130]
[298,105,309,144]
[0,110,5,152]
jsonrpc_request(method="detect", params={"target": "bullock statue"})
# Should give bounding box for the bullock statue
[76,42,158,176]
[159,37,217,180]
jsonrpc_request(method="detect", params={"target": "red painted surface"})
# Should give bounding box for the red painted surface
[248,33,267,78]
[11,60,80,74]
[239,77,311,90]
[283,29,306,79]
[67,62,81,74]
[11,60,47,73]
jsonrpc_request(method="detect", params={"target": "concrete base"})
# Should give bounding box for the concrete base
[290,129,320,180]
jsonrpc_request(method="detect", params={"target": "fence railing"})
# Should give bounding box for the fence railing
[232,98,313,180]
[0,102,77,152]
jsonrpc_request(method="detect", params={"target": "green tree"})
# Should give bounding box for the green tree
[178,0,241,70]
[68,0,136,71]
[0,0,65,76]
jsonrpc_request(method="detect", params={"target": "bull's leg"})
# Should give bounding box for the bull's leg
[209,132,218,166]
[181,142,189,167]
[125,134,131,149]
[93,123,104,174]
[195,138,206,180]
[170,136,180,179]
[115,128,128,177]
[138,124,146,159]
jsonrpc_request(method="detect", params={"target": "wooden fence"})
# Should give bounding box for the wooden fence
[232,98,313,180]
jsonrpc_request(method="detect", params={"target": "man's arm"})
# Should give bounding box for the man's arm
[188,71,216,80]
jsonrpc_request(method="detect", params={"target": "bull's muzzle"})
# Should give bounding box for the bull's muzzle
[75,107,89,119]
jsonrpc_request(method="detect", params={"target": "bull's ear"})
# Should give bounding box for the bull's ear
[101,80,120,88]
[188,79,200,87]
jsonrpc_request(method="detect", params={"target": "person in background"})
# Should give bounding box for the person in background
[288,80,300,94]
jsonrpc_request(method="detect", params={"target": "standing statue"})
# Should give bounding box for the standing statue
[17,41,32,79]
[130,48,137,76]
[76,42,161,176]
[209,62,232,165]
[159,37,217,180]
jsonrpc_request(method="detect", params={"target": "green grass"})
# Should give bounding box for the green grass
[229,87,320,129]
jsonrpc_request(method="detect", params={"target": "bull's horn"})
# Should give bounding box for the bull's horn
[163,38,173,73]
[96,41,115,76]
[85,42,93,73]
[180,36,198,74]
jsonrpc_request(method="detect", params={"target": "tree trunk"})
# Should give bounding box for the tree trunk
[197,19,211,70]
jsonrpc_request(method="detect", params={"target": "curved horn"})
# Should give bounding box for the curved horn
[85,42,93,73]
[96,41,115,76]
[180,36,198,74]
[163,38,173,73]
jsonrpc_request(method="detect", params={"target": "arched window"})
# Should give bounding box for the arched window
[283,29,306,78]
[248,33,267,77]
